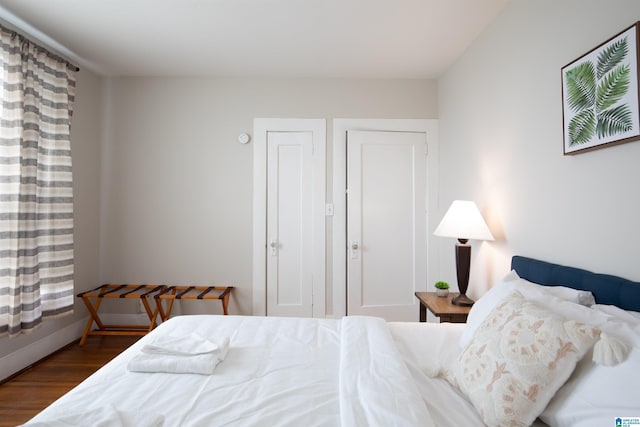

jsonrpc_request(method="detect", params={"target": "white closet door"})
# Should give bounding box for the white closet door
[266,131,314,317]
[253,119,326,318]
[347,130,426,321]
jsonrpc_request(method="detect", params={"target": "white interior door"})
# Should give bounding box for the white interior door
[347,130,426,321]
[253,119,326,318]
[266,131,313,317]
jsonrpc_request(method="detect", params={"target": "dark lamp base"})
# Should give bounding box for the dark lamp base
[451,293,475,307]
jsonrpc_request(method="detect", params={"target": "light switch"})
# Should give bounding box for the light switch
[325,204,334,216]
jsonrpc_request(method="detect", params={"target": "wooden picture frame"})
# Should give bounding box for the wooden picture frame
[562,22,640,155]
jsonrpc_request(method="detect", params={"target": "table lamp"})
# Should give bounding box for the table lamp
[434,200,494,306]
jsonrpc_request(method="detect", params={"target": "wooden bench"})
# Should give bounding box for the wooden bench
[77,284,166,346]
[77,284,235,345]
[154,286,234,321]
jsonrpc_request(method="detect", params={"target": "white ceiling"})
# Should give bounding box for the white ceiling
[0,0,509,78]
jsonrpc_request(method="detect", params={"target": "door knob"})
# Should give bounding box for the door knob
[350,241,359,259]
[270,240,278,256]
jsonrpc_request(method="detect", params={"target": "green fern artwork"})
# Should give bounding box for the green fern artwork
[562,23,640,154]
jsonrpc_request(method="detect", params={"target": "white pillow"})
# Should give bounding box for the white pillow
[590,305,640,348]
[447,291,600,427]
[540,313,640,427]
[592,304,640,324]
[459,271,596,349]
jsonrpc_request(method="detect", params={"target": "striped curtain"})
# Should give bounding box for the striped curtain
[0,26,78,336]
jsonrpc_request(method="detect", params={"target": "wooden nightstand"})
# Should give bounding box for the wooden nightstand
[414,292,471,323]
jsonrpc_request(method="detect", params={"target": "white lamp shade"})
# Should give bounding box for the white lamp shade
[434,200,494,241]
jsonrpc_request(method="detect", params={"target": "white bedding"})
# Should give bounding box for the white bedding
[388,322,486,426]
[24,315,436,427]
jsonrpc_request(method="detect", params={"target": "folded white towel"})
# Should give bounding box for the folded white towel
[142,333,224,356]
[127,352,225,375]
[128,336,230,375]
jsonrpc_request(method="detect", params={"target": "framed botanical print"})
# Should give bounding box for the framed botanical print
[562,22,640,155]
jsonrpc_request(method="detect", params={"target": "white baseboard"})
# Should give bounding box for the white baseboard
[0,318,86,382]
[0,313,149,382]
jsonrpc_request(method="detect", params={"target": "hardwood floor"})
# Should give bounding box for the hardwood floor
[0,335,140,427]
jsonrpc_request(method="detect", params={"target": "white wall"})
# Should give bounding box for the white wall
[437,0,640,299]
[99,77,438,315]
[2,76,436,378]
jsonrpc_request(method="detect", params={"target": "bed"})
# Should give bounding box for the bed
[23,256,640,427]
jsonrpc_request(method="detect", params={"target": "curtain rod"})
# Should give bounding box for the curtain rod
[1,24,79,72]
[0,12,80,72]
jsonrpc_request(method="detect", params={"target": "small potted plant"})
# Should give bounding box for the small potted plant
[434,281,450,297]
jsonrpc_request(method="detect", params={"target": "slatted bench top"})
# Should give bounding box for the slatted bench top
[77,284,167,299]
[155,285,234,300]
[154,285,235,320]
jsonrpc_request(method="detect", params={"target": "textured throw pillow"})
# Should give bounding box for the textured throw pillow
[459,271,596,349]
[447,291,600,427]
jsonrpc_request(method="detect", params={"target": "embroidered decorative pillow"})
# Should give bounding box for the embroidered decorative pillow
[447,291,600,427]
[459,270,596,349]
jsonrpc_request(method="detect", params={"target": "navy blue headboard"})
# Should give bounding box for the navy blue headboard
[511,256,640,312]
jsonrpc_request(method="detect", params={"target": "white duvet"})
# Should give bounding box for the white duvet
[24,315,435,427]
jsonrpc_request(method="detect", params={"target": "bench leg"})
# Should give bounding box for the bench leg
[221,293,231,315]
[79,296,104,346]
[141,297,158,331]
